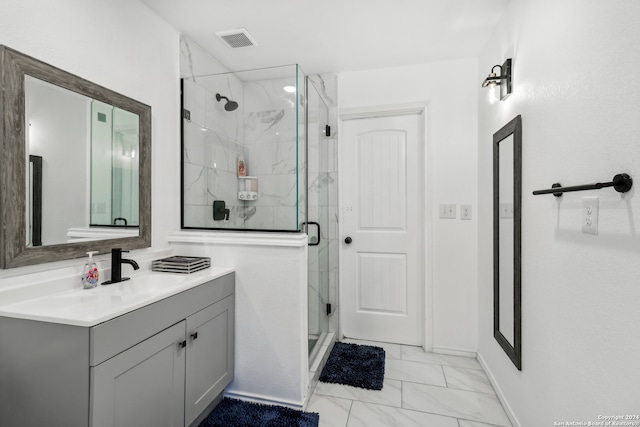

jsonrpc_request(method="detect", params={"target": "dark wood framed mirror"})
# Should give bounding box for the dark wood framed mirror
[0,45,151,269]
[493,114,522,370]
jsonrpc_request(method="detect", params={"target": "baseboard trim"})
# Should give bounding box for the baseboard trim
[223,390,304,411]
[432,346,477,359]
[476,352,521,427]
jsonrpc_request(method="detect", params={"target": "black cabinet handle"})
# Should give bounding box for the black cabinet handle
[344,237,352,244]
[191,332,198,341]
[178,340,187,349]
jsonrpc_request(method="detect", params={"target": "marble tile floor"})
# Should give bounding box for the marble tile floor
[307,339,512,427]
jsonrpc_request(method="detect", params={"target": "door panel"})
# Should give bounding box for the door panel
[185,295,235,426]
[341,113,423,345]
[357,252,407,314]
[357,131,406,230]
[91,321,186,427]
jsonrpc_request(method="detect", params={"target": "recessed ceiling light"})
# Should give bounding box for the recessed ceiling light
[283,86,296,93]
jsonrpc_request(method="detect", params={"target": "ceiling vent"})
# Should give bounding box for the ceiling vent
[215,28,258,49]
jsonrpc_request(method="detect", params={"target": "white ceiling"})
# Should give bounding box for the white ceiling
[141,0,509,75]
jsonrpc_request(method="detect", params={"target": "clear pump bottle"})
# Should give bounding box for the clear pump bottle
[82,251,100,289]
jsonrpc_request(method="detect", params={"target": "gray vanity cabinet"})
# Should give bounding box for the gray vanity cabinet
[0,272,235,427]
[91,295,235,427]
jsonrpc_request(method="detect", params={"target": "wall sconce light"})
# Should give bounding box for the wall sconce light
[482,58,512,104]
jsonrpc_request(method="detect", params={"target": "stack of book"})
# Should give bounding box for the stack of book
[151,256,211,274]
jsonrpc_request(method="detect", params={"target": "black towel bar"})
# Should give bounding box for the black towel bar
[532,173,632,197]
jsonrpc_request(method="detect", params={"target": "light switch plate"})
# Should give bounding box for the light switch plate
[582,196,599,235]
[439,204,457,219]
[499,203,514,219]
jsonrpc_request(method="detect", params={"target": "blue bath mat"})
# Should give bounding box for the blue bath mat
[199,398,319,427]
[319,342,385,390]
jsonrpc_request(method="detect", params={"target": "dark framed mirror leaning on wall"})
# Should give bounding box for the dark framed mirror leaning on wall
[0,45,151,269]
[493,115,522,370]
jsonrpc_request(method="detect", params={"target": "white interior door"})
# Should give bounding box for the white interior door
[341,113,423,346]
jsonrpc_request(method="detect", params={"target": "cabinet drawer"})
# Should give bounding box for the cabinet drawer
[90,272,234,366]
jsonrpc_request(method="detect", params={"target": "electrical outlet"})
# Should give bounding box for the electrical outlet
[461,204,472,220]
[439,204,457,219]
[582,196,599,235]
[499,203,514,219]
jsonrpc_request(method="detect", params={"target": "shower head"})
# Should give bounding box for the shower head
[216,93,239,112]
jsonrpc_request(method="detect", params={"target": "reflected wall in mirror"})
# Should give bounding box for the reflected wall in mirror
[0,45,151,268]
[493,115,522,370]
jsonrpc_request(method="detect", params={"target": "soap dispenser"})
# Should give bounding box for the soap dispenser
[82,251,100,289]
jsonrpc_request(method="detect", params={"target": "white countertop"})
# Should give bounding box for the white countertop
[0,267,234,327]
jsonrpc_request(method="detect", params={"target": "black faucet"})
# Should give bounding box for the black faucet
[102,248,139,285]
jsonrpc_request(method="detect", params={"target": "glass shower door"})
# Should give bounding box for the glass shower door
[307,78,330,357]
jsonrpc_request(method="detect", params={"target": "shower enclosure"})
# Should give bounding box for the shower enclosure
[181,65,306,231]
[90,100,140,228]
[180,65,331,358]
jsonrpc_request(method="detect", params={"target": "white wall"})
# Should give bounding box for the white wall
[0,0,179,282]
[477,0,640,424]
[339,59,479,353]
[168,232,309,408]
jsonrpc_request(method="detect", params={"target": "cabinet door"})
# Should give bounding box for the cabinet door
[185,295,235,426]
[91,321,186,427]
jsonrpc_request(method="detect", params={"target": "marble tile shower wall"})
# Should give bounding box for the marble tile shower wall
[242,77,302,230]
[182,74,247,229]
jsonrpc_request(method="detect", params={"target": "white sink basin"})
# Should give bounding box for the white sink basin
[111,273,186,295]
[0,267,234,327]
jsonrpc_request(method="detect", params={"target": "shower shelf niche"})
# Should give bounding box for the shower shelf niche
[238,176,258,201]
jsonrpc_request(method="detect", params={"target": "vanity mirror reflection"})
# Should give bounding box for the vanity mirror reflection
[493,115,522,370]
[0,45,151,269]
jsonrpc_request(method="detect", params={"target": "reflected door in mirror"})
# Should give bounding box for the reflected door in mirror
[27,155,43,247]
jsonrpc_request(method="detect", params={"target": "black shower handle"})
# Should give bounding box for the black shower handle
[213,200,230,221]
